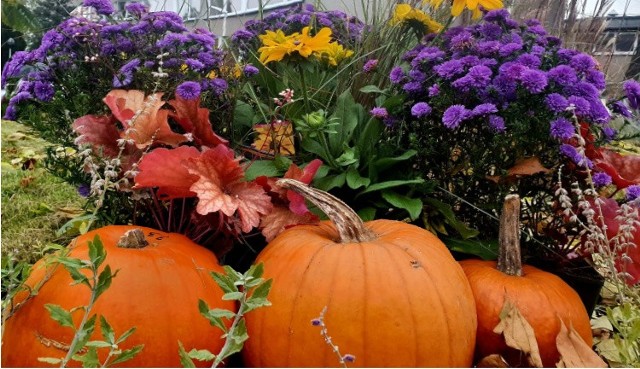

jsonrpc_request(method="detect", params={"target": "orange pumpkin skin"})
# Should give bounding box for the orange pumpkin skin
[2,225,234,368]
[459,259,593,367]
[243,220,478,367]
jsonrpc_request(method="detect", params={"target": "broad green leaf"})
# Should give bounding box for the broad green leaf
[245,160,281,181]
[38,357,63,365]
[357,207,377,221]
[188,348,216,362]
[300,137,329,161]
[99,316,115,344]
[210,272,237,294]
[328,90,360,156]
[1,1,40,33]
[335,147,359,167]
[357,178,425,196]
[374,150,418,172]
[44,304,75,329]
[56,214,97,237]
[346,167,370,190]
[382,191,423,220]
[359,85,386,94]
[178,341,196,368]
[444,237,498,260]
[249,279,272,301]
[314,172,346,192]
[423,198,480,239]
[233,100,255,128]
[109,345,144,366]
[73,346,99,368]
[222,292,244,301]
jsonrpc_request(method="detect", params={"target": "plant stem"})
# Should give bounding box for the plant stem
[298,65,311,114]
[211,297,247,368]
[497,194,523,276]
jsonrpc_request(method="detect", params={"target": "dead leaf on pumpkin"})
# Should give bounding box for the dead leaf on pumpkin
[487,157,551,184]
[476,354,509,368]
[556,320,607,368]
[252,121,295,156]
[493,300,543,368]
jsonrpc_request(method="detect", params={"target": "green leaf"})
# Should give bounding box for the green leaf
[314,172,346,192]
[424,198,480,239]
[56,257,86,270]
[73,346,99,368]
[443,237,499,260]
[374,150,418,172]
[38,357,63,365]
[109,345,144,366]
[1,1,41,34]
[357,178,425,196]
[85,340,112,348]
[382,191,423,221]
[335,147,359,167]
[88,236,106,268]
[99,316,115,344]
[346,166,371,190]
[359,85,386,94]
[178,341,196,368]
[222,266,243,282]
[225,319,249,357]
[328,90,360,156]
[115,327,137,345]
[188,348,216,362]
[44,304,76,329]
[357,207,377,221]
[250,278,272,301]
[245,263,265,280]
[94,265,115,300]
[56,214,97,237]
[199,300,230,332]
[210,271,237,294]
[233,100,255,128]
[222,292,244,301]
[69,314,97,357]
[245,160,282,181]
[205,308,236,320]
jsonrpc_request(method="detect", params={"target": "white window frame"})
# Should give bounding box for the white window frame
[183,0,303,21]
[594,31,639,56]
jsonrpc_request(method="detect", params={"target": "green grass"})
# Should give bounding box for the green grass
[1,120,84,264]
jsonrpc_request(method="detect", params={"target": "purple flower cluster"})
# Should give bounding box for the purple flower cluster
[390,9,615,168]
[2,4,229,120]
[230,3,366,56]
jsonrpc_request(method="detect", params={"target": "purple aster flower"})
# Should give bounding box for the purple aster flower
[383,116,397,127]
[409,69,427,82]
[567,96,591,117]
[11,91,33,104]
[623,79,640,110]
[389,67,405,84]
[210,78,228,96]
[363,59,378,73]
[559,144,592,168]
[520,69,548,93]
[370,107,389,119]
[3,104,18,120]
[549,117,575,140]
[516,54,541,69]
[547,65,578,86]
[569,53,596,72]
[434,59,465,79]
[527,25,547,36]
[484,9,510,22]
[479,23,503,40]
[450,31,474,50]
[33,81,55,102]
[602,126,616,140]
[112,72,133,88]
[125,2,148,16]
[488,115,506,132]
[611,101,632,118]
[499,42,523,57]
[557,48,579,63]
[586,70,606,90]
[476,41,501,56]
[626,185,640,201]
[471,103,498,117]
[428,84,440,97]
[185,58,205,71]
[545,93,569,113]
[403,81,423,94]
[120,58,141,74]
[442,105,469,129]
[77,184,91,198]
[411,102,432,118]
[342,354,356,363]
[592,172,612,187]
[310,318,321,326]
[176,81,201,100]
[499,62,527,81]
[243,64,259,77]
[83,0,114,15]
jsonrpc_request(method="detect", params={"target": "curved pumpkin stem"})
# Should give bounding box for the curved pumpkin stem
[497,194,523,276]
[276,179,377,243]
[117,229,149,249]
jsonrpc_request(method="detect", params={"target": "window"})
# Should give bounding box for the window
[598,31,639,55]
[180,0,303,20]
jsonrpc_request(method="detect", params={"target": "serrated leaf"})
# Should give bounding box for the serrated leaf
[44,304,76,329]
[199,300,229,332]
[231,318,249,344]
[244,298,272,313]
[222,292,244,301]
[245,160,282,181]
[116,327,137,345]
[38,357,63,365]
[556,321,607,368]
[85,340,112,348]
[205,308,236,320]
[249,278,272,301]
[99,316,115,344]
[56,257,86,270]
[188,348,216,362]
[88,236,106,268]
[109,345,144,366]
[245,263,265,280]
[381,190,423,220]
[94,265,114,300]
[493,301,543,368]
[73,346,99,368]
[178,341,196,368]
[210,270,238,294]
[69,314,97,357]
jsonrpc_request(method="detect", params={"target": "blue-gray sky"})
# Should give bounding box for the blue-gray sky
[586,0,640,16]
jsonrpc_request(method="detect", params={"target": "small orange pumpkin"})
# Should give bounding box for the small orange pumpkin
[459,195,593,367]
[243,179,477,367]
[2,225,234,367]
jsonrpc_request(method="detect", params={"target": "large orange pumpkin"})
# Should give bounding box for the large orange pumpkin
[2,225,234,367]
[243,179,477,367]
[459,195,593,367]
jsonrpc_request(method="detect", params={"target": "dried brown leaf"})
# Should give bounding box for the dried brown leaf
[477,354,509,368]
[556,320,607,368]
[493,300,543,368]
[487,157,551,183]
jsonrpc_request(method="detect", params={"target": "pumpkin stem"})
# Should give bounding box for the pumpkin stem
[497,194,523,276]
[117,229,149,249]
[276,179,377,243]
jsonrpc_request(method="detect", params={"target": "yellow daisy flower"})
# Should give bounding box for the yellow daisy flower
[258,29,299,64]
[319,42,354,66]
[295,27,333,58]
[426,0,504,19]
[390,4,443,33]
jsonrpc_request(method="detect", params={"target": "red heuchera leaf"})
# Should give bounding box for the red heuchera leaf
[586,197,640,285]
[285,159,323,215]
[168,96,228,147]
[134,146,201,199]
[260,205,319,242]
[185,145,272,233]
[594,149,640,189]
[72,115,121,157]
[103,90,186,149]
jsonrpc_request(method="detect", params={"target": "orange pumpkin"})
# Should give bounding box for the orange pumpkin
[243,179,477,367]
[459,195,593,367]
[2,225,234,367]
